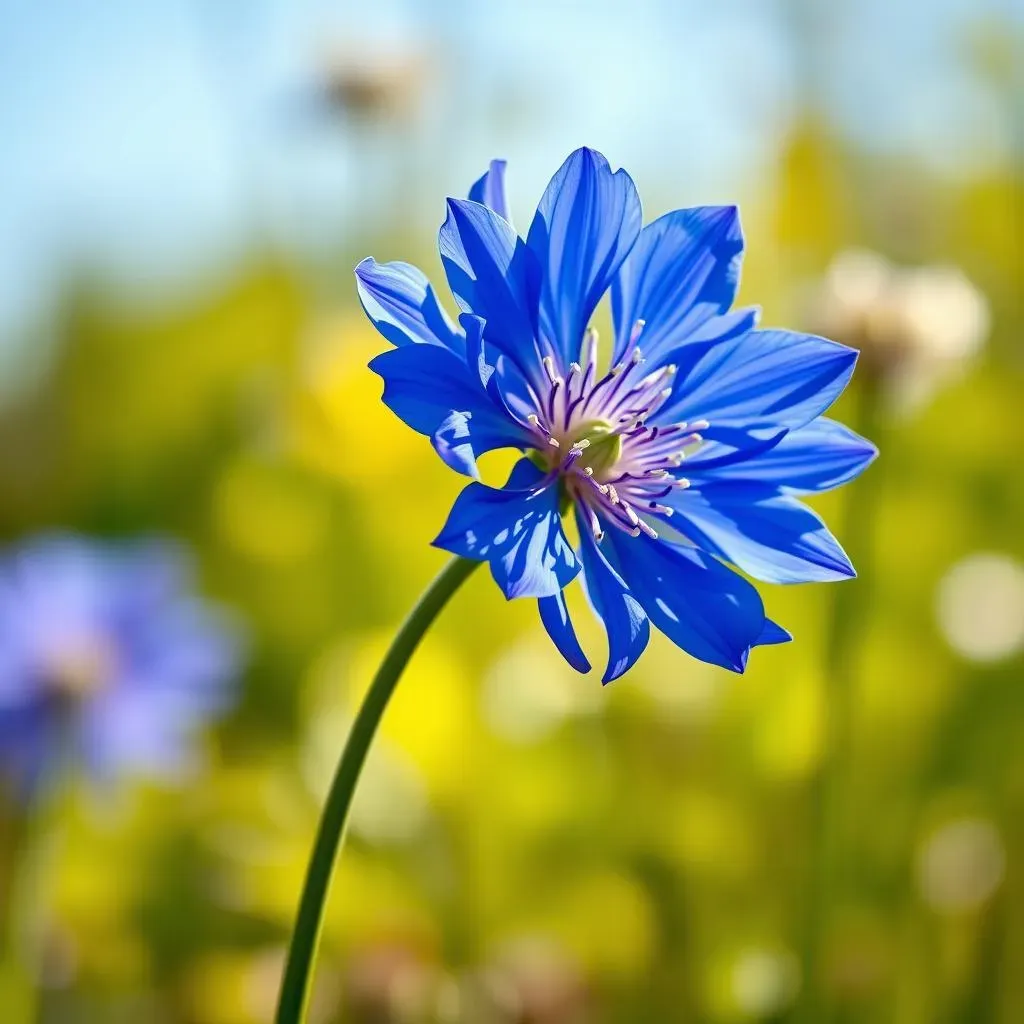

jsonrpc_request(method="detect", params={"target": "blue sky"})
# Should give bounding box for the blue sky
[0,0,1015,367]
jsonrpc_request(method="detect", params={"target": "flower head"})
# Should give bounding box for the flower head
[357,148,876,681]
[0,534,244,796]
[807,248,989,411]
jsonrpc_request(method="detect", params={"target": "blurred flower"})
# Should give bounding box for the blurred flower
[318,44,433,124]
[936,552,1024,663]
[916,816,1005,913]
[470,938,589,1024]
[730,946,800,1019]
[482,637,601,744]
[342,942,442,1023]
[0,534,243,796]
[357,148,875,681]
[807,249,989,410]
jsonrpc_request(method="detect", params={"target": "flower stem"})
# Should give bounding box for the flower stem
[274,555,480,1024]
[798,380,884,1023]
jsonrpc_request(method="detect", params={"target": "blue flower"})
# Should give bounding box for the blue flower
[357,149,877,681]
[0,534,244,796]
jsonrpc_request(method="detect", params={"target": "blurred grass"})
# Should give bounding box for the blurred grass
[0,112,1021,1024]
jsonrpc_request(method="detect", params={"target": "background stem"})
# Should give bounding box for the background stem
[798,379,884,1023]
[274,555,479,1024]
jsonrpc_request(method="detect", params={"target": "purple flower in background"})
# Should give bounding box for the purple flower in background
[0,534,244,797]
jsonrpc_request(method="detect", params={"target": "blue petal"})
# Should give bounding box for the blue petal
[527,147,641,369]
[603,532,766,673]
[611,206,743,363]
[438,199,541,382]
[461,313,539,426]
[575,518,650,683]
[756,619,792,646]
[355,258,464,353]
[538,591,591,674]
[659,329,858,435]
[468,159,512,225]
[696,417,877,494]
[369,344,530,477]
[433,460,580,599]
[663,481,856,584]
[685,305,760,344]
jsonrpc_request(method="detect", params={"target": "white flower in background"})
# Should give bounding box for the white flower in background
[937,552,1024,663]
[483,638,602,744]
[917,817,1005,913]
[730,947,800,1018]
[808,249,989,412]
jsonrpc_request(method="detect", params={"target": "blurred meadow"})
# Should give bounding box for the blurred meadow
[0,1,1022,1022]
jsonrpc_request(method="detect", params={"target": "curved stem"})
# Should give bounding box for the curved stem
[274,555,480,1024]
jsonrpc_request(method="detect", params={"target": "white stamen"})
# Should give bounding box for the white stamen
[541,355,563,386]
[637,519,659,539]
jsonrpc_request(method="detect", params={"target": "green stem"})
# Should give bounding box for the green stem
[274,555,480,1024]
[798,380,884,1023]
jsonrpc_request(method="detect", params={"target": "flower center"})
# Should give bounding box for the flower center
[565,420,623,477]
[42,634,118,700]
[523,324,709,543]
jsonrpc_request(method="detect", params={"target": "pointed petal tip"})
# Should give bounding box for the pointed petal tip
[354,255,376,278]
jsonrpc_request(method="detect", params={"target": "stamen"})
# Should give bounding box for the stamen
[637,519,659,539]
[582,501,604,542]
[648,503,674,516]
[528,413,561,448]
[541,355,562,385]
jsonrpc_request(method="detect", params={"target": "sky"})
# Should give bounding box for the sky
[0,0,1016,372]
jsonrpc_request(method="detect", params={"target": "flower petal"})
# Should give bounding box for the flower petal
[756,619,792,646]
[355,258,464,353]
[575,518,650,683]
[663,481,856,584]
[369,343,530,477]
[538,591,591,674]
[659,329,858,435]
[603,531,766,673]
[461,313,539,426]
[433,460,580,599]
[468,159,512,225]
[611,206,744,363]
[438,199,541,382]
[694,417,877,494]
[527,147,641,369]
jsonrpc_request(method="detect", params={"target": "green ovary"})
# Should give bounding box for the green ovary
[571,420,622,477]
